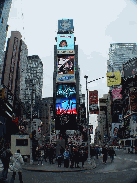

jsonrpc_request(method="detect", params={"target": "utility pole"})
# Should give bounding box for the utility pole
[84,75,91,164]
[30,82,34,165]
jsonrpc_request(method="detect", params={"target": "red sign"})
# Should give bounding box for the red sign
[89,90,99,114]
[12,117,18,126]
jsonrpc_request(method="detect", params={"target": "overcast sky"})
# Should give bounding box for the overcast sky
[6,0,137,99]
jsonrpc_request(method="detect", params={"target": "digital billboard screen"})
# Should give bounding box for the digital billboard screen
[56,84,77,115]
[56,56,75,83]
[57,56,74,75]
[57,34,74,50]
[58,19,73,32]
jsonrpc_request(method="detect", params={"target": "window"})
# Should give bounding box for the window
[16,139,28,146]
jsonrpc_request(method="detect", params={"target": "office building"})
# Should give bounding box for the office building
[0,0,12,87]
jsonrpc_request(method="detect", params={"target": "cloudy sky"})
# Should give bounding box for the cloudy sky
[6,0,137,99]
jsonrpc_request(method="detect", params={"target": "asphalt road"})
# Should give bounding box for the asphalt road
[2,149,137,183]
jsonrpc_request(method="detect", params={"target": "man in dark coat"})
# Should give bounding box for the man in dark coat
[1,147,12,181]
[74,147,80,168]
[102,146,108,164]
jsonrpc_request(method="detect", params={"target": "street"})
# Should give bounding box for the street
[3,149,137,183]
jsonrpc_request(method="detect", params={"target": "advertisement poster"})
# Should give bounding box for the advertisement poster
[58,19,73,32]
[89,90,99,114]
[56,84,77,115]
[57,34,74,50]
[56,56,75,83]
[106,71,121,86]
[112,87,122,101]
[112,123,120,137]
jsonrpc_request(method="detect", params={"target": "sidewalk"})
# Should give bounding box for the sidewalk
[22,158,97,172]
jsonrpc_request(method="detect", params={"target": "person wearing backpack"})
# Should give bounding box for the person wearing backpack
[0,147,12,181]
[10,149,24,183]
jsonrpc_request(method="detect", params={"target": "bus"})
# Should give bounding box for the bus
[119,138,137,154]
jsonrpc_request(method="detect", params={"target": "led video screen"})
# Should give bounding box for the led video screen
[57,34,74,50]
[58,19,73,32]
[57,56,74,75]
[56,84,77,115]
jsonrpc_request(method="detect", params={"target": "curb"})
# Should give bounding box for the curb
[22,166,97,172]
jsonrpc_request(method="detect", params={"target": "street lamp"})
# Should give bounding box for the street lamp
[84,75,91,164]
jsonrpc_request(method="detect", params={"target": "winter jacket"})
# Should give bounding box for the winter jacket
[63,151,70,160]
[11,153,24,172]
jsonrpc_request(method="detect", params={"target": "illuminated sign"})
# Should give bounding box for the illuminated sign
[57,56,74,74]
[58,19,73,32]
[56,74,75,83]
[106,71,121,86]
[56,84,77,115]
[89,90,98,114]
[112,87,122,101]
[57,50,75,54]
[57,34,74,50]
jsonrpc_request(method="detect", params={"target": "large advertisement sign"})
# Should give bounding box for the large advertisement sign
[123,58,137,78]
[56,56,75,83]
[112,87,122,101]
[89,90,99,114]
[56,84,77,115]
[57,34,74,50]
[106,71,121,86]
[112,123,120,137]
[58,19,73,32]
[130,90,137,112]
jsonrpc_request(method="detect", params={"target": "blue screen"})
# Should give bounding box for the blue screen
[57,34,74,50]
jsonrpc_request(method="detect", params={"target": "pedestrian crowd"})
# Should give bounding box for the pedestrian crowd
[33,143,116,168]
[0,142,117,182]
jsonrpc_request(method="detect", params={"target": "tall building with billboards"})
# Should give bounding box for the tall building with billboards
[107,43,137,76]
[0,0,12,87]
[53,19,79,131]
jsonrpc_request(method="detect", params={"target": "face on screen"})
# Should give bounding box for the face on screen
[57,34,74,50]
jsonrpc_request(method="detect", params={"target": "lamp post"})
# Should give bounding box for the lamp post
[84,75,91,164]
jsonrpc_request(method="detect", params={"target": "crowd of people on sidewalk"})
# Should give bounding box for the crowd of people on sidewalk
[33,143,117,168]
[0,142,117,182]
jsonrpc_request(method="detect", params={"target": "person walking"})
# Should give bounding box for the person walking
[74,147,80,168]
[63,148,70,168]
[10,149,24,183]
[57,152,62,167]
[80,148,85,168]
[110,147,116,163]
[95,146,99,159]
[70,148,75,168]
[0,146,12,181]
[49,145,54,164]
[102,145,108,164]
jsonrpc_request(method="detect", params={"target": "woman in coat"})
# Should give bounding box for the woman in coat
[10,149,24,183]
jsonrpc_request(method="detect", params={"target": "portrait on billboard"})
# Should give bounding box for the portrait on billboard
[57,34,74,50]
[112,123,120,138]
[57,56,74,75]
[56,84,77,115]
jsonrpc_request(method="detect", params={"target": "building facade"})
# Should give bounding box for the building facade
[24,55,43,116]
[0,0,12,87]
[107,43,137,76]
